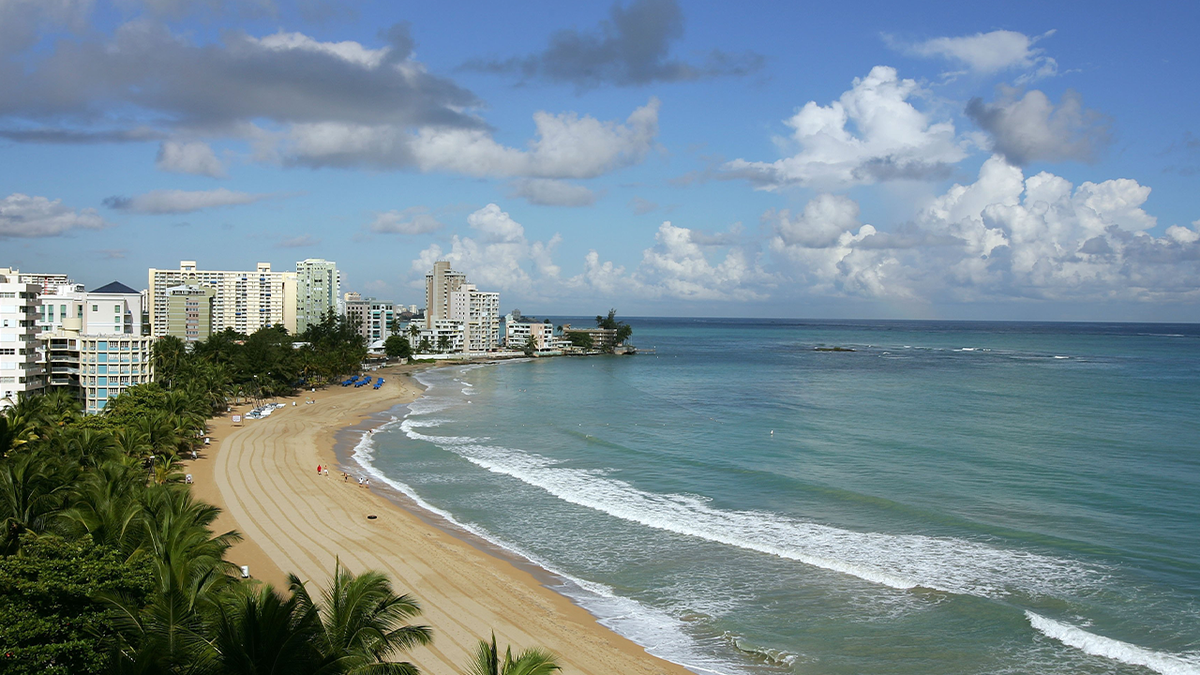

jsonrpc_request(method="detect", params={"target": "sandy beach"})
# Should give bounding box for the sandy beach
[185,363,692,675]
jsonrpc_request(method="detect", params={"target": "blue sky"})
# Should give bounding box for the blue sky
[2,0,1198,321]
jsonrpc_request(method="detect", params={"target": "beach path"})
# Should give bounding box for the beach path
[208,367,691,675]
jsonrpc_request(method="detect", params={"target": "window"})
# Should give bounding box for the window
[114,304,120,313]
[93,305,98,311]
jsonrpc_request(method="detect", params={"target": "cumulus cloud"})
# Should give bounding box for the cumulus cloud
[724,66,970,190]
[412,204,562,294]
[283,98,659,176]
[896,29,1058,81]
[103,188,279,214]
[769,155,1200,303]
[367,207,444,235]
[0,192,107,237]
[156,139,225,177]
[509,179,597,207]
[634,222,771,300]
[966,87,1111,166]
[461,0,762,88]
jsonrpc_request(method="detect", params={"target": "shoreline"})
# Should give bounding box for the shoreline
[205,362,695,675]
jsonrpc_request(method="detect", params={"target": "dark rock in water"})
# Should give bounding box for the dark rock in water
[814,346,855,352]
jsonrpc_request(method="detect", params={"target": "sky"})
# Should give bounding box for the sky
[2,0,1199,321]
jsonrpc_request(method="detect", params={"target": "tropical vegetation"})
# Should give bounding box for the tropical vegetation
[0,318,560,674]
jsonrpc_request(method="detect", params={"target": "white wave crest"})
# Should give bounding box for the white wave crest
[432,442,1099,597]
[350,425,749,675]
[1026,612,1200,675]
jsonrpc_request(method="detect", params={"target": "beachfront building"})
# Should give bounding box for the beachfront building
[165,284,215,342]
[344,294,399,343]
[84,281,145,336]
[424,261,467,329]
[35,282,86,334]
[560,325,619,352]
[415,319,465,354]
[502,310,555,351]
[0,268,45,407]
[449,284,500,353]
[44,327,155,414]
[295,258,340,334]
[13,272,71,295]
[147,261,297,337]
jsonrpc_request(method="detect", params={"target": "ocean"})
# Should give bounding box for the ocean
[350,319,1200,675]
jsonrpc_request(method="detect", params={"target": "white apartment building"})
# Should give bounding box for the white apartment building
[449,284,500,352]
[345,296,398,343]
[295,258,340,334]
[35,283,87,333]
[0,268,45,407]
[424,261,467,329]
[51,330,155,414]
[503,312,555,351]
[416,319,465,354]
[84,281,144,335]
[148,261,297,337]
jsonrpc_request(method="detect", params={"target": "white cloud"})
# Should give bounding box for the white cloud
[966,87,1110,166]
[0,192,107,237]
[900,29,1058,80]
[103,188,279,214]
[724,66,969,190]
[284,98,659,179]
[156,140,226,177]
[508,179,597,207]
[635,222,771,300]
[768,194,863,248]
[368,207,444,235]
[769,155,1200,303]
[411,204,562,294]
[248,30,390,68]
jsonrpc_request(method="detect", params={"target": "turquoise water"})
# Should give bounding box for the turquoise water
[352,319,1200,675]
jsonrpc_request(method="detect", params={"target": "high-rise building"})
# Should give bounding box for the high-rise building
[344,296,397,343]
[147,261,297,337]
[165,284,215,342]
[295,258,340,334]
[424,261,467,329]
[46,329,155,415]
[0,268,45,407]
[449,284,500,352]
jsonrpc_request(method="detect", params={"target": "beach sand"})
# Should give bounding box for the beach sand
[187,364,692,675]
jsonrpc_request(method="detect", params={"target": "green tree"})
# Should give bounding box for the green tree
[595,309,632,350]
[417,338,432,354]
[0,450,77,554]
[384,335,412,360]
[0,534,155,675]
[208,583,321,675]
[564,332,593,350]
[289,564,433,674]
[464,633,561,675]
[522,336,537,357]
[437,335,451,353]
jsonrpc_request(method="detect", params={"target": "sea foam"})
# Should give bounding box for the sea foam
[349,421,752,675]
[1026,612,1200,675]
[423,437,1099,599]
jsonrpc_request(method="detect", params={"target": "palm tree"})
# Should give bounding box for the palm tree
[289,563,433,674]
[106,485,243,671]
[0,450,77,553]
[62,459,147,554]
[408,324,420,341]
[465,633,561,675]
[209,583,321,675]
